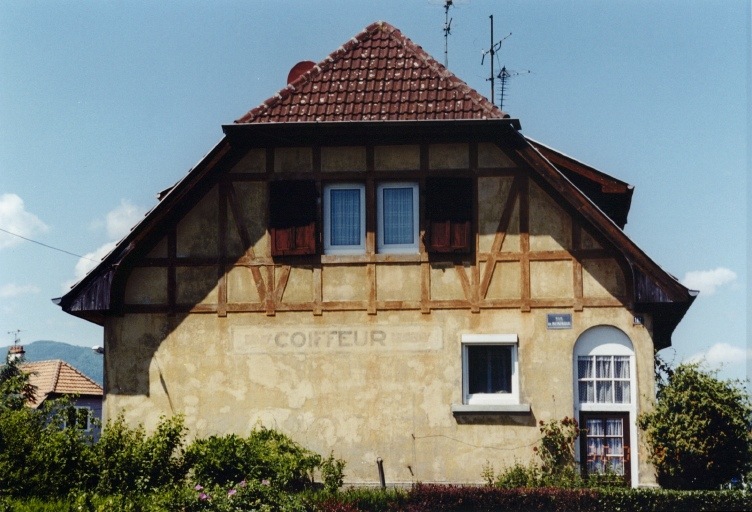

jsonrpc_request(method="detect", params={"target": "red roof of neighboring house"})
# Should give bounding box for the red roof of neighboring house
[22,360,103,408]
[236,20,508,124]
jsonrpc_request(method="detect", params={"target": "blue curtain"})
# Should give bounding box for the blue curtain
[330,189,361,246]
[382,187,414,245]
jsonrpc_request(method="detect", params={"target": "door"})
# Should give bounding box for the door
[580,412,630,486]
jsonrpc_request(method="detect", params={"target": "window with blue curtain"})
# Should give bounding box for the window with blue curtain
[330,188,361,246]
[382,187,414,244]
[377,182,418,253]
[324,183,365,254]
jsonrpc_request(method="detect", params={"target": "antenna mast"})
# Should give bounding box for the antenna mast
[7,330,22,344]
[443,0,453,67]
[481,15,510,106]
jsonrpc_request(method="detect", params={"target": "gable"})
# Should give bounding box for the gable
[117,137,632,320]
[56,21,694,349]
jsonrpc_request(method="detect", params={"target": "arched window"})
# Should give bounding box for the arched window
[573,325,636,486]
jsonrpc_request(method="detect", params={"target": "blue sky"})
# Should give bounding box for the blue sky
[0,1,748,381]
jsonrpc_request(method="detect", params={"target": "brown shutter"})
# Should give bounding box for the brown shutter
[451,220,471,250]
[426,178,472,253]
[269,181,318,256]
[429,220,450,251]
[271,227,292,253]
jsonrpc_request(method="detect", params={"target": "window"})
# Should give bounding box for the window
[462,334,519,405]
[64,406,92,431]
[269,180,317,256]
[377,182,419,253]
[426,177,472,253]
[577,355,630,404]
[581,413,630,483]
[573,326,635,485]
[323,183,366,254]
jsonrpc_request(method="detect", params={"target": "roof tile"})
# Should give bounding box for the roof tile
[22,360,103,408]
[236,21,506,124]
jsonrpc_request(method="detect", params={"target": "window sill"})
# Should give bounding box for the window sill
[451,403,531,414]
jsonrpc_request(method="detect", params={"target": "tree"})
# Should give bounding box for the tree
[0,356,36,410]
[638,362,752,489]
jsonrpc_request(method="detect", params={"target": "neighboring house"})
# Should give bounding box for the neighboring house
[22,359,104,439]
[56,21,695,486]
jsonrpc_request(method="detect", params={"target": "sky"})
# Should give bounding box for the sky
[0,1,749,382]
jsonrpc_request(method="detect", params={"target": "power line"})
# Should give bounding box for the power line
[0,226,97,262]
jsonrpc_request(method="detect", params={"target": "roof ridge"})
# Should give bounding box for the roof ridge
[50,360,62,393]
[59,360,103,391]
[235,20,507,124]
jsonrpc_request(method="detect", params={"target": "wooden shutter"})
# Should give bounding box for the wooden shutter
[269,181,317,256]
[426,177,472,253]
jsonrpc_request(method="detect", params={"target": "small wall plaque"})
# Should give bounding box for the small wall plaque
[547,313,572,330]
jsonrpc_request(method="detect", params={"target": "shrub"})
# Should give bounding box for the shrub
[492,416,592,490]
[92,414,187,495]
[0,399,94,499]
[638,363,752,489]
[493,460,541,488]
[321,451,347,493]
[536,416,581,476]
[185,426,322,491]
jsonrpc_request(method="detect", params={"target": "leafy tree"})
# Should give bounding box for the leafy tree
[638,362,752,489]
[0,356,36,410]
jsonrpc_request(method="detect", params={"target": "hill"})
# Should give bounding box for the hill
[2,340,103,385]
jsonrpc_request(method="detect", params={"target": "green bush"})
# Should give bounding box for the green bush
[321,451,347,493]
[639,363,752,489]
[491,416,620,490]
[0,400,95,499]
[91,414,187,495]
[185,426,322,491]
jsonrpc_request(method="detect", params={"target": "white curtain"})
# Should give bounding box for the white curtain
[330,189,361,246]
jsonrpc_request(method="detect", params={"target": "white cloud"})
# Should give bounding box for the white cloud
[63,241,117,292]
[63,200,145,291]
[105,199,144,240]
[0,193,49,249]
[680,267,737,296]
[0,283,40,298]
[685,342,752,368]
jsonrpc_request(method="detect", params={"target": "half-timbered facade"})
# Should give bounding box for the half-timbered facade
[57,21,695,486]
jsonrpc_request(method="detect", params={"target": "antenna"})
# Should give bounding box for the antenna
[443,0,453,67]
[497,66,531,111]
[7,330,22,344]
[480,15,511,106]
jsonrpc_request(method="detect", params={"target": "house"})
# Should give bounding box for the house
[6,343,104,438]
[56,21,695,486]
[22,360,104,438]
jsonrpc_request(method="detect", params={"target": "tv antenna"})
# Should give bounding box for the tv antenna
[443,0,453,67]
[7,330,22,344]
[497,66,531,111]
[480,15,511,106]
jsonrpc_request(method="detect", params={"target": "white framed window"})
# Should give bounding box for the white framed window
[64,406,92,431]
[462,334,519,405]
[323,183,366,254]
[377,182,419,254]
[577,355,631,404]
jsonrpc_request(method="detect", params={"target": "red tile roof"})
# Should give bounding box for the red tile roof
[22,360,103,408]
[236,21,508,124]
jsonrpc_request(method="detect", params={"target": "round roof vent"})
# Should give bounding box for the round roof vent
[287,61,316,84]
